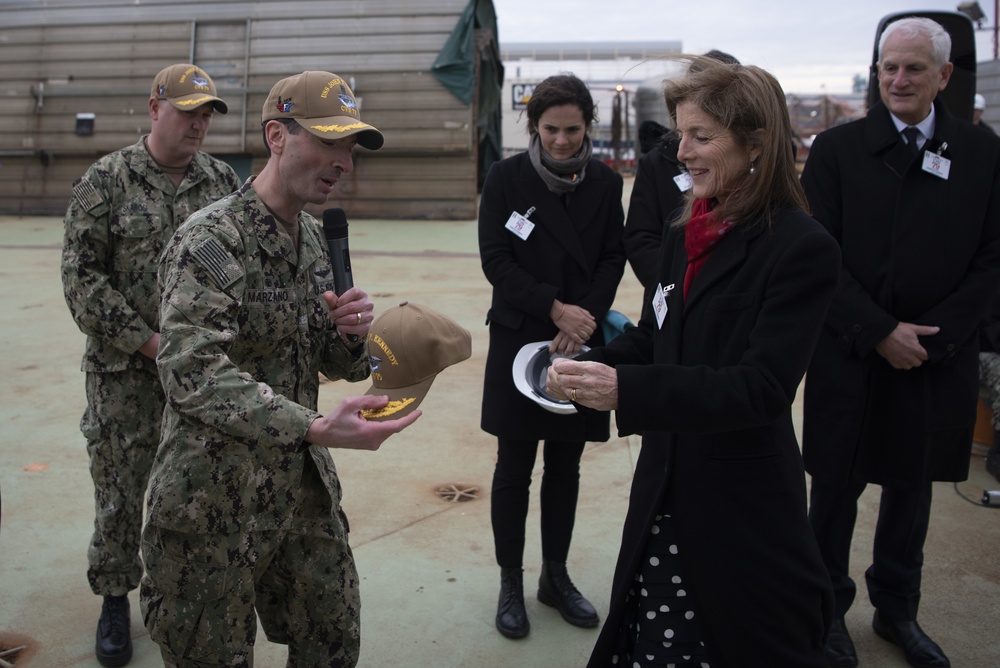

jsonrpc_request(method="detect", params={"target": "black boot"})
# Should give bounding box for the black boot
[496,567,530,639]
[537,559,599,627]
[987,431,1000,483]
[96,594,133,667]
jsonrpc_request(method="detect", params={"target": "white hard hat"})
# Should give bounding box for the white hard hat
[975,93,986,111]
[511,341,589,415]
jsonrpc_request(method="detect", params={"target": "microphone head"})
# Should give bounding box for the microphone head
[322,208,349,239]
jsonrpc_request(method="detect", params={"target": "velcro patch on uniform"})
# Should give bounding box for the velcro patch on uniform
[72,178,105,213]
[190,236,244,289]
[244,289,292,306]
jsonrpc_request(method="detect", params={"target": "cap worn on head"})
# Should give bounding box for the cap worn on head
[975,93,986,111]
[362,302,472,421]
[261,71,385,150]
[151,64,228,114]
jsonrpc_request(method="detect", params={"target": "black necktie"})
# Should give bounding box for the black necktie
[902,126,921,157]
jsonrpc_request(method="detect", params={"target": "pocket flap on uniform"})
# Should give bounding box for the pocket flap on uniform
[142,529,233,602]
[110,213,161,238]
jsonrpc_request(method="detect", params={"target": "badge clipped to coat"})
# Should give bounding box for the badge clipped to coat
[673,172,693,192]
[921,145,951,180]
[653,283,673,329]
[505,206,536,240]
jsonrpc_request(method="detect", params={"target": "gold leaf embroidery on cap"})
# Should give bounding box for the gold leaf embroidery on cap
[310,122,369,133]
[361,398,416,419]
[175,95,216,107]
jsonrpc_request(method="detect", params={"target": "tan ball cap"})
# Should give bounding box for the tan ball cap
[151,63,228,114]
[362,302,472,421]
[261,71,384,150]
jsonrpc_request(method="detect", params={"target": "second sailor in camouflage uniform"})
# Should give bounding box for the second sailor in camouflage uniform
[140,71,421,667]
[61,63,239,667]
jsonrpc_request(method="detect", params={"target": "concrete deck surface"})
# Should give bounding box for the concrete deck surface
[1,181,998,667]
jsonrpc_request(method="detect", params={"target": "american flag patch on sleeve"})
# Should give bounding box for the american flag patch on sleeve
[72,178,104,213]
[190,236,244,289]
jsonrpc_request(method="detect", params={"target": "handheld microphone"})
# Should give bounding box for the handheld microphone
[322,208,353,296]
[322,208,358,342]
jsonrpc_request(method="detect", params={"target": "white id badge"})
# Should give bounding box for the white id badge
[652,283,668,329]
[673,172,693,192]
[505,211,535,240]
[921,152,951,180]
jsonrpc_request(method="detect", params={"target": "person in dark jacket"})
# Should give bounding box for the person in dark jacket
[624,51,739,306]
[974,93,995,134]
[478,73,626,640]
[547,57,838,667]
[622,121,682,301]
[801,16,1000,668]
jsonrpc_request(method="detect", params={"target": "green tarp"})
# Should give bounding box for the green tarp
[431,0,504,189]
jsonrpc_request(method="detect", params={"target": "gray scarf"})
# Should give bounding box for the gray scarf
[527,132,592,195]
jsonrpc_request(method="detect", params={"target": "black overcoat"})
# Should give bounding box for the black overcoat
[479,151,625,440]
[584,208,838,667]
[801,100,1000,486]
[623,135,685,291]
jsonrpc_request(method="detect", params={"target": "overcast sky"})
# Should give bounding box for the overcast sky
[492,0,998,93]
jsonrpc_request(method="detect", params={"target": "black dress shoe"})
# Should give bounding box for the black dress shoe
[825,617,859,667]
[496,567,530,639]
[872,610,950,668]
[537,560,599,628]
[96,594,133,667]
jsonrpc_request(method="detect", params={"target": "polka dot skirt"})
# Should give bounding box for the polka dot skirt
[611,514,711,667]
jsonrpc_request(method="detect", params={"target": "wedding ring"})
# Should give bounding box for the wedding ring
[356,312,362,324]
[571,388,577,402]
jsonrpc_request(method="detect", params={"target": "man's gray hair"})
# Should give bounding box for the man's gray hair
[878,17,952,68]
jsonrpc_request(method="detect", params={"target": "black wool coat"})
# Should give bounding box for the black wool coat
[623,134,686,292]
[583,208,839,668]
[801,100,1000,486]
[478,151,625,441]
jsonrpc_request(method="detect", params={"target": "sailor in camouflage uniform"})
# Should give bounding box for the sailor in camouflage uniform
[140,71,421,667]
[61,63,239,667]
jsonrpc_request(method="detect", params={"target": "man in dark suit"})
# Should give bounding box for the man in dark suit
[801,16,1000,668]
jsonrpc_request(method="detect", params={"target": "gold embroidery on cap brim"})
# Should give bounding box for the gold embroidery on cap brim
[310,122,370,133]
[175,95,216,107]
[361,397,416,419]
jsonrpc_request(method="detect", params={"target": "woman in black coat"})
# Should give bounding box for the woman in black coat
[478,73,626,640]
[547,59,838,667]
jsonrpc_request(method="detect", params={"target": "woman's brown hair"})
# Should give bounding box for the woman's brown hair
[665,56,807,230]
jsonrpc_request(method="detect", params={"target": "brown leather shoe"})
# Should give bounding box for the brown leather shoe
[872,610,950,668]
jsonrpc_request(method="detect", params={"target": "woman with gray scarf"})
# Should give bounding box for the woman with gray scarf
[478,73,626,639]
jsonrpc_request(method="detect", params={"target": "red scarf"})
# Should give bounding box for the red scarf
[683,198,733,299]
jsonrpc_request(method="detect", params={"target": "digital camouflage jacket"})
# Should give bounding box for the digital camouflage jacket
[62,136,241,372]
[147,180,370,534]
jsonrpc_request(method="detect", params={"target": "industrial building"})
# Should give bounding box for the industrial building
[0,0,503,219]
